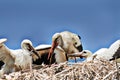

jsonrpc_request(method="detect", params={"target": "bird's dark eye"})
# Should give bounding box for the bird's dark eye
[25,43,31,51]
[75,42,77,45]
[26,43,30,46]
[83,51,87,53]
[55,37,59,42]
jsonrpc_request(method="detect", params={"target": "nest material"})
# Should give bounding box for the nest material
[1,59,120,80]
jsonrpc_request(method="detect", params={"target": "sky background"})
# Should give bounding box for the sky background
[0,0,120,53]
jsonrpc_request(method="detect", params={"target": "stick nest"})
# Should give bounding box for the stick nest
[1,59,120,80]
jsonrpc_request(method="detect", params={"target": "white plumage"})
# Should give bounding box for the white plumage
[77,40,120,62]
[52,31,83,54]
[10,49,32,70]
[0,39,37,77]
[35,44,51,50]
[48,31,83,60]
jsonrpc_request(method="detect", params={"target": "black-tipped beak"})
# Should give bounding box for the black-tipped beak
[26,43,39,57]
[31,49,39,57]
[76,45,83,52]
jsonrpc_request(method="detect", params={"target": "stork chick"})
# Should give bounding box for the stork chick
[76,40,120,62]
[48,31,83,62]
[0,39,39,77]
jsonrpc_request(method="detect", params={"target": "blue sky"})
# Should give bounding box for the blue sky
[0,0,120,52]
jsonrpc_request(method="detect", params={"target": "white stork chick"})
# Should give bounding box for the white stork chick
[10,39,38,71]
[77,40,120,62]
[0,39,39,77]
[79,48,109,62]
[0,38,15,77]
[48,31,83,61]
[32,44,67,65]
[109,40,120,62]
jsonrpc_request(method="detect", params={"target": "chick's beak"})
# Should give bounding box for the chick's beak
[27,44,39,57]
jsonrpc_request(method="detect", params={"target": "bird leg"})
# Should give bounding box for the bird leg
[30,60,33,77]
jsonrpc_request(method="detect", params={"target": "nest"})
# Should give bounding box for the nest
[1,59,120,80]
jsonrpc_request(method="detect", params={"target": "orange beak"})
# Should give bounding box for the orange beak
[47,41,58,60]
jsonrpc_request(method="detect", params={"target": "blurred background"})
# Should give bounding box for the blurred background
[0,0,120,53]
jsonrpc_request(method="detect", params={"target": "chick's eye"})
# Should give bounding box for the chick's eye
[75,42,77,45]
[83,51,87,53]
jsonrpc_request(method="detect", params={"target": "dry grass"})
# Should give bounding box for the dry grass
[1,59,120,80]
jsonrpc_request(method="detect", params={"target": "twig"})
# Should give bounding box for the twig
[102,70,117,80]
[115,57,120,80]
